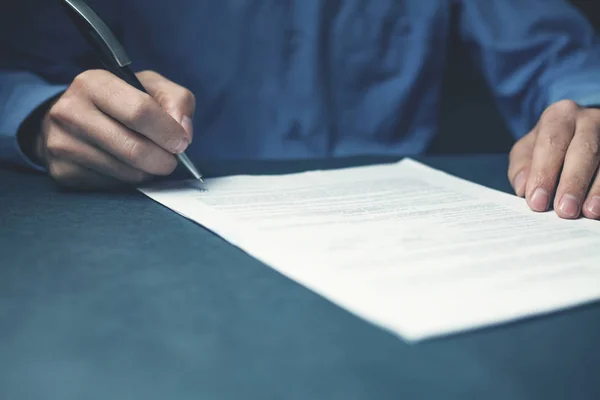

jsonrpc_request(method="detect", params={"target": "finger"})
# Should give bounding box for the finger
[51,102,178,176]
[48,159,122,191]
[508,129,537,197]
[554,113,600,219]
[73,70,189,154]
[583,169,600,220]
[45,127,153,184]
[137,71,195,142]
[525,100,578,212]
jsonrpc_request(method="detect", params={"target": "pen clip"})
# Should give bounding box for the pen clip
[59,0,131,69]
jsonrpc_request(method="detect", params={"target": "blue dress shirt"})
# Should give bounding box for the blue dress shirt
[2,0,600,169]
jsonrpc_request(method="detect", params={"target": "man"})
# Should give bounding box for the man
[1,0,600,220]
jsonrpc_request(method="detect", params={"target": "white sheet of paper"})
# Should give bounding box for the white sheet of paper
[139,159,600,341]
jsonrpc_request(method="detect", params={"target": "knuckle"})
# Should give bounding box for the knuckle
[548,99,579,118]
[136,70,151,79]
[70,72,89,92]
[509,130,536,164]
[509,142,520,160]
[180,88,196,108]
[160,134,181,150]
[71,69,103,91]
[122,136,148,166]
[48,96,76,124]
[566,175,586,191]
[48,161,68,183]
[47,162,59,179]
[126,94,154,125]
[137,70,159,81]
[532,169,554,189]
[152,88,170,109]
[45,132,69,158]
[543,131,570,152]
[580,139,600,157]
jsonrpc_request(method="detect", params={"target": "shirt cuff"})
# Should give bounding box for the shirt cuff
[0,82,67,171]
[572,92,600,109]
[545,74,600,109]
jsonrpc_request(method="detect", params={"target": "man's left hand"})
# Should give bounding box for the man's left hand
[508,100,600,220]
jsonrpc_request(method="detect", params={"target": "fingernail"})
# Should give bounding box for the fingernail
[586,196,600,217]
[172,138,189,154]
[169,110,183,125]
[530,188,550,212]
[181,115,194,142]
[514,171,527,196]
[558,194,580,218]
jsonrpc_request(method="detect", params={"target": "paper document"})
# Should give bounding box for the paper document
[140,159,600,341]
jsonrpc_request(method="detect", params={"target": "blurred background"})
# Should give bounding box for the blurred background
[430,0,600,155]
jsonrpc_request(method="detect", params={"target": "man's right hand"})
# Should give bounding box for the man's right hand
[35,69,195,189]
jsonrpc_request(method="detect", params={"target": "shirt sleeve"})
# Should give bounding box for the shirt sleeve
[458,0,600,138]
[0,1,121,170]
[0,71,67,170]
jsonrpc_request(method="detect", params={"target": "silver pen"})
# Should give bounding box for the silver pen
[177,152,203,182]
[60,0,204,182]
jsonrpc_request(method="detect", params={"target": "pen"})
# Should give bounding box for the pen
[59,0,203,182]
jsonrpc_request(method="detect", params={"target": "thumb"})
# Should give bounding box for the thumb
[136,70,196,142]
[508,129,537,197]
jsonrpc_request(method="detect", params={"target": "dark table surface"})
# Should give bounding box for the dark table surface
[1,154,599,400]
